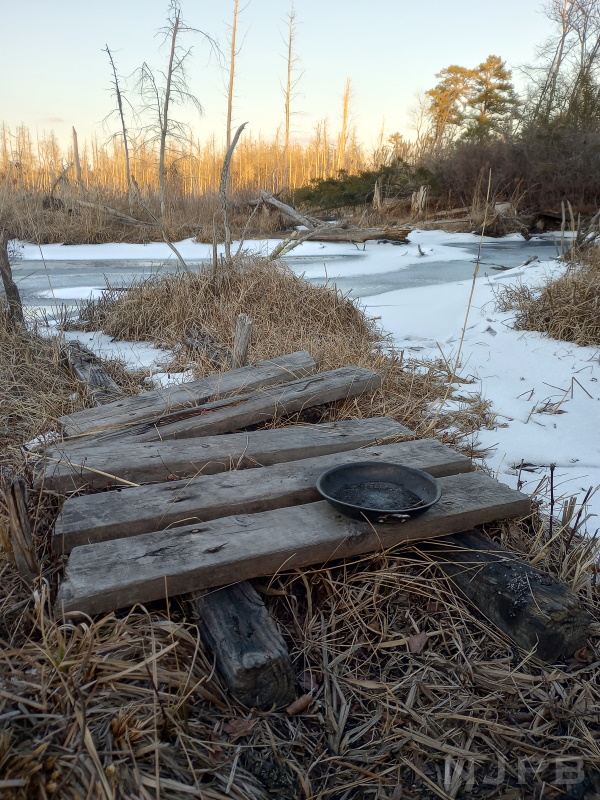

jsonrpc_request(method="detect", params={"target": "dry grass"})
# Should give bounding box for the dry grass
[496,247,600,347]
[2,262,600,799]
[0,186,287,246]
[74,257,492,447]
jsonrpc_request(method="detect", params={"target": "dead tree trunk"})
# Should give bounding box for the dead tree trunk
[0,231,24,327]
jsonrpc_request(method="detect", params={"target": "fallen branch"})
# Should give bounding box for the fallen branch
[259,189,321,229]
[130,177,191,274]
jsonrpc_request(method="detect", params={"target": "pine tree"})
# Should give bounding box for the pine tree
[462,55,518,141]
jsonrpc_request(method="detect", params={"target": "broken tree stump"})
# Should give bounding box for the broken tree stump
[421,529,591,662]
[5,478,38,586]
[61,340,125,406]
[190,582,295,710]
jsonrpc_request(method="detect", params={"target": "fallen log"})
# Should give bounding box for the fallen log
[59,351,316,436]
[56,471,530,616]
[259,189,321,229]
[189,584,295,709]
[53,438,468,553]
[421,529,590,662]
[61,340,125,406]
[71,197,156,228]
[265,226,411,243]
[39,417,407,493]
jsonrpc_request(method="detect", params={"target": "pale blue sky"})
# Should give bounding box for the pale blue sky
[1,0,553,150]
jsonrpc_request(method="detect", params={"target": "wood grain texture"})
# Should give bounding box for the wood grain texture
[190,583,295,709]
[55,366,380,448]
[420,530,591,662]
[37,417,408,492]
[59,351,316,436]
[62,340,125,406]
[56,471,530,615]
[54,438,471,553]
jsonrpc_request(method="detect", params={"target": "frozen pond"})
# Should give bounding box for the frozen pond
[12,234,561,319]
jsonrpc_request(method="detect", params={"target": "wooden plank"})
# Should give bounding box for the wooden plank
[59,351,316,436]
[56,471,530,615]
[62,340,125,406]
[37,417,408,492]
[422,530,591,662]
[53,366,381,449]
[190,584,295,709]
[54,439,471,553]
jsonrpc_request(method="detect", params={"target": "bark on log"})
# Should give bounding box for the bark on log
[61,340,125,406]
[421,529,591,662]
[190,583,295,709]
[0,231,25,327]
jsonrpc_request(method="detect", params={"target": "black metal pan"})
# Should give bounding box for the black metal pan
[316,461,442,523]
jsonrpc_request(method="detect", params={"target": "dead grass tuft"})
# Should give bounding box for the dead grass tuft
[496,248,600,347]
[75,256,491,444]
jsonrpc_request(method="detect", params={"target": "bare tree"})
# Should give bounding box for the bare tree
[226,0,240,150]
[282,3,302,192]
[71,127,84,192]
[336,78,351,173]
[104,46,135,214]
[0,231,24,327]
[137,1,215,219]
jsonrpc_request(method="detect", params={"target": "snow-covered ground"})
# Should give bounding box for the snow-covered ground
[363,255,599,533]
[16,230,599,533]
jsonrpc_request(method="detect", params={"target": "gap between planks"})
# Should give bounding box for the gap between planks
[54,438,472,553]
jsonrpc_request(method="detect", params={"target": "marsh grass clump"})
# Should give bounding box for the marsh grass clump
[75,256,492,441]
[496,249,600,347]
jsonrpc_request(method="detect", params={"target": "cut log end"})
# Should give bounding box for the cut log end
[190,582,295,709]
[424,529,591,662]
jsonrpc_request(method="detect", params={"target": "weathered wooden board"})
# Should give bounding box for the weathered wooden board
[190,584,295,709]
[37,417,408,492]
[422,530,591,662]
[56,471,530,615]
[59,351,316,436]
[47,366,381,453]
[54,439,471,553]
[62,340,125,406]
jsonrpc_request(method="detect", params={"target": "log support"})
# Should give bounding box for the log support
[190,582,295,710]
[421,529,591,662]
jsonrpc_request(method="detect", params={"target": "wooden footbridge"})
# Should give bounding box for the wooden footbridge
[28,348,590,708]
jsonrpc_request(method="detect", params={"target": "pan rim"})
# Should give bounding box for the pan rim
[316,461,442,515]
